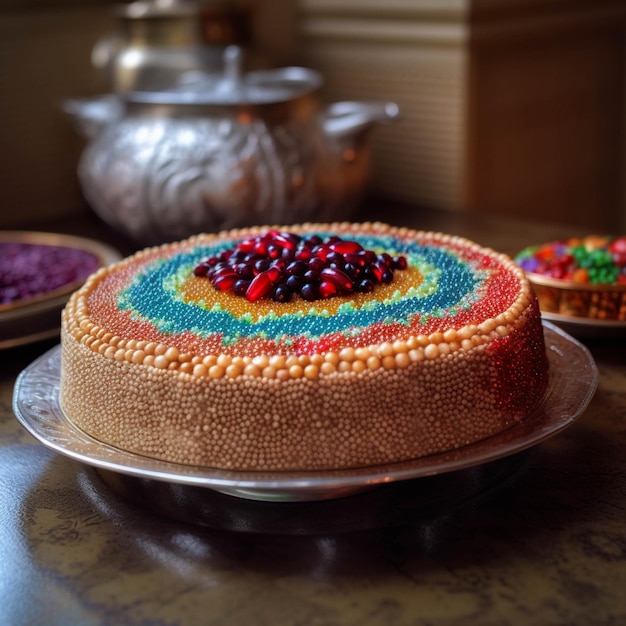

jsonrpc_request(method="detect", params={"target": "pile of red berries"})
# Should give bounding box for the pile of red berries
[194,231,408,302]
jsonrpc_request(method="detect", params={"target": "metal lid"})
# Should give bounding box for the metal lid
[126,46,323,106]
[117,0,199,19]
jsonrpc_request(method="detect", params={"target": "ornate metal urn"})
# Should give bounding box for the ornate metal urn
[66,48,399,244]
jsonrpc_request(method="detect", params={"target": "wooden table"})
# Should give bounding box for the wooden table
[1,205,625,625]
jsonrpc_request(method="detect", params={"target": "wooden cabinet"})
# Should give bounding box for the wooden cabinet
[298,0,626,231]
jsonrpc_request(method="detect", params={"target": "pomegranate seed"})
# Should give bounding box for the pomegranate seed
[254,259,270,274]
[273,285,292,302]
[392,256,407,270]
[235,263,254,279]
[253,240,269,255]
[245,267,282,301]
[326,251,344,266]
[246,273,273,301]
[344,252,366,267]
[267,244,281,259]
[286,274,306,292]
[343,263,358,278]
[329,240,363,254]
[319,281,338,298]
[378,253,393,267]
[214,274,238,291]
[320,267,353,291]
[237,239,256,253]
[213,267,237,281]
[312,245,332,262]
[370,262,385,282]
[303,269,321,284]
[233,279,251,295]
[286,260,307,276]
[274,232,300,250]
[355,278,374,293]
[193,263,210,277]
[308,257,326,273]
[295,248,312,261]
[300,283,319,301]
[270,258,287,272]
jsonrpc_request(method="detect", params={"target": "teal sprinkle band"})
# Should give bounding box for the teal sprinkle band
[118,233,486,342]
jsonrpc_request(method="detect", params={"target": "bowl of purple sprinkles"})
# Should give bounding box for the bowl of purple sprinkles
[0,231,121,348]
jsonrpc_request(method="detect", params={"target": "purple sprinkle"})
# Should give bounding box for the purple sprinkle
[518,258,541,273]
[0,242,100,305]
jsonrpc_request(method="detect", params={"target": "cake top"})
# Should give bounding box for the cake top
[65,222,533,377]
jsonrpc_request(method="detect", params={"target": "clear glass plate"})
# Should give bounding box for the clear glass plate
[12,322,598,502]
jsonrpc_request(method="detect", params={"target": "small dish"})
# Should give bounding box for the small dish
[526,272,626,320]
[525,272,626,338]
[0,231,121,349]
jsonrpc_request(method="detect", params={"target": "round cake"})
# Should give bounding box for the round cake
[60,222,550,471]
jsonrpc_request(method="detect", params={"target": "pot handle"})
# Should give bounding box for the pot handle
[323,101,400,139]
[62,94,123,140]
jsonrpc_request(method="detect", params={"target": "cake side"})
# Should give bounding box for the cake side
[59,222,550,470]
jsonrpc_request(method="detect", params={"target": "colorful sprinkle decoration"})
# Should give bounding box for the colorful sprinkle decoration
[515,235,626,285]
[84,226,525,360]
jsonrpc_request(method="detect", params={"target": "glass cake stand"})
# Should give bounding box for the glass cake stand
[12,322,598,503]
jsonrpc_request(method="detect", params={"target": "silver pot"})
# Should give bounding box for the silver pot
[65,48,399,244]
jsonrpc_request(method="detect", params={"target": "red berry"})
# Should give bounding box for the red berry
[233,279,250,295]
[320,267,353,291]
[246,267,281,302]
[214,274,238,291]
[319,281,338,298]
[329,240,363,254]
[300,283,319,301]
[356,279,374,293]
[273,285,292,302]
[392,256,407,270]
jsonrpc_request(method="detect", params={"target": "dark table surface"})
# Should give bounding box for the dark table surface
[1,203,625,626]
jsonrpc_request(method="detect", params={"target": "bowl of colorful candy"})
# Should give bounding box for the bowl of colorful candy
[515,235,626,328]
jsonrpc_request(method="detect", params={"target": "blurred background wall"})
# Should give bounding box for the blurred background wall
[1,0,625,231]
[0,0,112,227]
[298,0,626,231]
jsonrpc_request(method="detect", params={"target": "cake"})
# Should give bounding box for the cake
[60,222,550,471]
